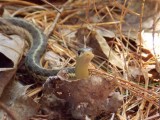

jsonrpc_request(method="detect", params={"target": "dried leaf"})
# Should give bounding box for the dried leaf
[0,81,39,120]
[0,70,16,96]
[141,31,160,57]
[95,31,124,69]
[0,33,25,71]
[40,68,122,119]
[93,27,115,38]
[44,51,64,69]
[0,33,25,98]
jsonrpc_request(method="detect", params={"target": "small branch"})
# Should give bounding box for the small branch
[44,7,63,37]
[42,0,72,37]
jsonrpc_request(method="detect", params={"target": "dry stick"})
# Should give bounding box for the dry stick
[42,0,63,37]
[42,0,72,37]
[44,7,63,37]
[135,1,148,119]
[0,101,17,120]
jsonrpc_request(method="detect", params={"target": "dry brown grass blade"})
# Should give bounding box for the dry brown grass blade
[89,69,159,107]
[58,21,121,29]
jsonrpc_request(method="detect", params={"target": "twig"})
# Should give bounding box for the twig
[44,7,63,37]
[43,0,72,37]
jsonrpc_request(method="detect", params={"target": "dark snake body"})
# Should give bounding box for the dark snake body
[0,18,62,79]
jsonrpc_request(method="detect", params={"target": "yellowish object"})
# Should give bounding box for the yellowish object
[75,48,94,79]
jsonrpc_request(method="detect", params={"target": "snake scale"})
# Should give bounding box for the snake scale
[0,17,94,80]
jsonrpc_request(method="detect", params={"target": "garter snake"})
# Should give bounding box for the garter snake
[0,17,159,109]
[0,18,159,108]
[0,17,94,80]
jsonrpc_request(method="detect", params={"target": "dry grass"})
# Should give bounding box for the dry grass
[0,0,160,119]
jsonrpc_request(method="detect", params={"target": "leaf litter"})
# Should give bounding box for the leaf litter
[0,0,160,120]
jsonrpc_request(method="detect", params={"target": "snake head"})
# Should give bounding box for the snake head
[75,47,94,79]
[77,47,94,63]
[77,47,92,55]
